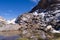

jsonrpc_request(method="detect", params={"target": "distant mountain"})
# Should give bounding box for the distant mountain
[0,16,16,24]
[0,16,20,31]
[7,18,16,24]
[0,16,6,27]
[0,16,6,22]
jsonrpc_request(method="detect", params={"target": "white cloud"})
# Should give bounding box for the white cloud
[30,0,40,3]
[3,13,10,16]
[3,13,11,16]
[8,10,13,12]
[3,10,13,16]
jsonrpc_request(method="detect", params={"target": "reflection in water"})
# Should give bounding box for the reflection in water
[0,35,20,40]
[0,36,5,40]
[0,31,20,40]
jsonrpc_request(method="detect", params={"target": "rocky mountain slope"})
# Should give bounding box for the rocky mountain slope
[15,11,60,40]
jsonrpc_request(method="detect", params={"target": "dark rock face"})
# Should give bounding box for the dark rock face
[47,2,60,30]
[29,0,60,13]
[29,0,51,13]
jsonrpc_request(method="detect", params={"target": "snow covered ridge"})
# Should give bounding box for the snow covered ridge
[0,16,16,24]
[7,18,16,24]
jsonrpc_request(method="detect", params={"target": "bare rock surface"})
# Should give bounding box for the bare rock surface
[15,12,60,40]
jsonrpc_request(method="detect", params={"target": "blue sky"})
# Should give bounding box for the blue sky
[0,0,39,20]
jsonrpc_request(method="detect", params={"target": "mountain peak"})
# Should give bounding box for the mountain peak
[7,18,16,24]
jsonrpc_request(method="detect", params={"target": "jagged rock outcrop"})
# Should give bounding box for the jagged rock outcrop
[7,18,16,24]
[15,11,60,40]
